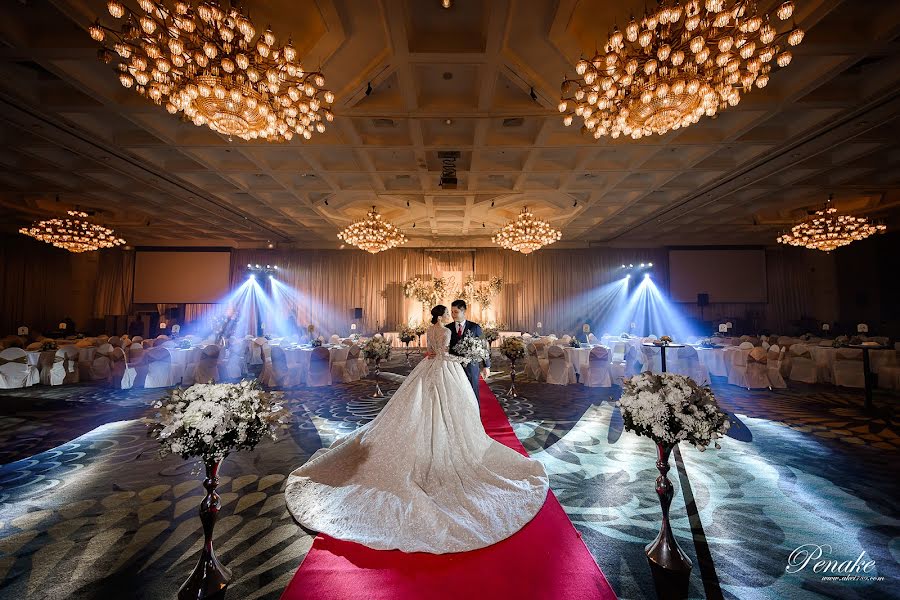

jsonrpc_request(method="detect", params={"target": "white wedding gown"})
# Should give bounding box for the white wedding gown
[284,323,549,554]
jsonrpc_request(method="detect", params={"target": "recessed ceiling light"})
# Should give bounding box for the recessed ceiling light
[443,71,453,80]
[441,0,452,8]
[445,118,453,125]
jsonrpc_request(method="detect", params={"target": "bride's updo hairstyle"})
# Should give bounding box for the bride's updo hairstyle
[430,305,447,324]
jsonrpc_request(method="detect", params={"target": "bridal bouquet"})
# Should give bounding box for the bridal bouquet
[618,372,730,452]
[499,336,525,361]
[363,335,391,362]
[147,380,289,462]
[453,334,489,366]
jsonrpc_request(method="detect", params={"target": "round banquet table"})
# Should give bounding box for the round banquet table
[280,345,350,385]
[849,344,892,411]
[694,347,730,377]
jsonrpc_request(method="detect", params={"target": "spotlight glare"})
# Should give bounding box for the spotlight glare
[648,262,653,267]
[249,274,255,280]
[644,272,650,279]
[629,263,634,267]
[640,263,645,267]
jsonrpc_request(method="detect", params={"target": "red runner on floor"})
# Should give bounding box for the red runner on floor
[280,379,617,600]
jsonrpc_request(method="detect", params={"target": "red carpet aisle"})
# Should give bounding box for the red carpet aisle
[280,379,617,600]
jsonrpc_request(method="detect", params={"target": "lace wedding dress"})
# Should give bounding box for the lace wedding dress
[284,323,549,554]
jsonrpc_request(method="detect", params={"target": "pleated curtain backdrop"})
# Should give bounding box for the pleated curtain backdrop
[92,249,135,318]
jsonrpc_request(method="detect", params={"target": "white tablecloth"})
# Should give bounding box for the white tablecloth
[563,347,594,376]
[694,347,745,377]
[281,345,351,385]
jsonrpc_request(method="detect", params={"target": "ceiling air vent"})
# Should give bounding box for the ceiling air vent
[502,117,524,128]
[372,118,396,128]
[437,151,460,190]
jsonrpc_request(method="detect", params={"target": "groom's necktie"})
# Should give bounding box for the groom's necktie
[457,323,462,336]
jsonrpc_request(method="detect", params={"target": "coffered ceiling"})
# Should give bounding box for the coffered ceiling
[0,0,898,248]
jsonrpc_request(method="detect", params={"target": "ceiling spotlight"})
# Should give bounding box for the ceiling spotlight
[640,263,645,267]
[629,263,633,267]
[648,262,653,267]
[445,118,453,125]
[266,241,274,249]
[365,81,373,96]
[247,263,251,268]
[441,0,452,8]
[529,87,538,102]
[621,264,626,268]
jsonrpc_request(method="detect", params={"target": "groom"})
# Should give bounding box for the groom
[447,299,490,404]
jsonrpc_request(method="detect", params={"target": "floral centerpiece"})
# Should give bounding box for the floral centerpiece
[363,335,391,398]
[697,338,718,349]
[399,325,416,344]
[569,337,581,348]
[655,335,673,346]
[483,326,500,345]
[40,340,57,352]
[618,372,730,572]
[312,336,324,348]
[621,332,630,339]
[177,338,192,350]
[498,336,526,398]
[147,380,289,596]
[832,335,850,348]
[452,334,489,367]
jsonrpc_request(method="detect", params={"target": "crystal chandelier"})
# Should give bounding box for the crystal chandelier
[777,195,887,252]
[89,1,335,142]
[558,0,804,139]
[492,207,562,255]
[19,211,127,253]
[337,206,408,254]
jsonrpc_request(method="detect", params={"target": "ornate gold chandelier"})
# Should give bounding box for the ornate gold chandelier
[337,206,408,254]
[558,0,804,139]
[19,211,127,253]
[492,207,562,255]
[777,195,886,252]
[89,1,335,142]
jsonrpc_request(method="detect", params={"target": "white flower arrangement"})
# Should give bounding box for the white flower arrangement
[363,336,391,361]
[499,335,525,361]
[618,372,730,451]
[147,380,289,462]
[453,334,489,366]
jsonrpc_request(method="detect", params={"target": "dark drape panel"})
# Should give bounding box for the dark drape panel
[0,236,75,334]
[93,249,135,318]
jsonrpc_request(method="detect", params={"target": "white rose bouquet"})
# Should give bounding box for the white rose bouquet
[499,335,525,361]
[147,380,289,462]
[453,334,489,366]
[618,372,730,451]
[363,335,391,361]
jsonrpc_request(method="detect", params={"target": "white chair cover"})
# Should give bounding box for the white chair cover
[524,343,547,382]
[108,336,122,347]
[745,347,771,389]
[222,340,249,380]
[121,342,147,389]
[49,346,80,386]
[546,346,575,385]
[0,348,32,389]
[109,347,128,388]
[330,346,350,382]
[249,337,266,365]
[329,334,341,345]
[671,345,710,386]
[307,347,332,387]
[611,342,626,363]
[193,344,222,384]
[640,345,661,373]
[260,345,289,388]
[832,349,865,388]
[767,347,787,389]
[738,341,754,350]
[727,348,751,388]
[587,333,599,345]
[144,348,174,388]
[343,344,365,382]
[788,344,817,384]
[583,346,612,387]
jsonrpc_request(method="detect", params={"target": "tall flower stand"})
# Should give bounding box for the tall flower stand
[402,340,413,366]
[645,443,692,573]
[370,359,385,398]
[504,358,524,399]
[178,459,232,600]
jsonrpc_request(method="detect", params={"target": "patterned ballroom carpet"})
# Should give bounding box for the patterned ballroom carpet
[0,355,897,600]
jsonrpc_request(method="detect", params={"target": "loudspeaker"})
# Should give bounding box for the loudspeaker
[697,293,709,307]
[354,307,363,319]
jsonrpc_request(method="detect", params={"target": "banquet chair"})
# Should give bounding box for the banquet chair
[561,335,572,345]
[814,344,834,384]
[671,346,710,386]
[583,346,612,387]
[122,343,146,389]
[738,341,754,350]
[49,346,80,386]
[249,337,266,367]
[142,339,155,349]
[25,341,42,352]
[0,348,32,389]
[144,348,175,388]
[193,345,222,384]
[89,343,115,382]
[343,344,365,382]
[307,347,332,387]
[788,344,817,384]
[745,347,771,390]
[108,336,122,348]
[612,346,642,384]
[330,345,350,382]
[524,343,548,382]
[640,345,661,374]
[109,347,128,388]
[727,348,752,388]
[533,342,548,360]
[611,342,626,363]
[329,334,341,345]
[260,345,289,387]
[222,340,249,380]
[766,346,787,389]
[546,346,576,385]
[832,349,865,388]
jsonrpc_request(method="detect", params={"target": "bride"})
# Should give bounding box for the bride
[284,304,549,554]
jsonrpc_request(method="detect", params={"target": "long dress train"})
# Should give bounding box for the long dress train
[284,324,549,554]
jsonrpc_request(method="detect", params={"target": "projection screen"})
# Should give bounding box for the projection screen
[668,249,767,303]
[133,251,231,304]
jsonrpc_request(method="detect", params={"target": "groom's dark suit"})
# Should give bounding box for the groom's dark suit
[447,320,490,404]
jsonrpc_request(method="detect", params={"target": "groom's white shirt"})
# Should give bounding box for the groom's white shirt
[454,319,466,336]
